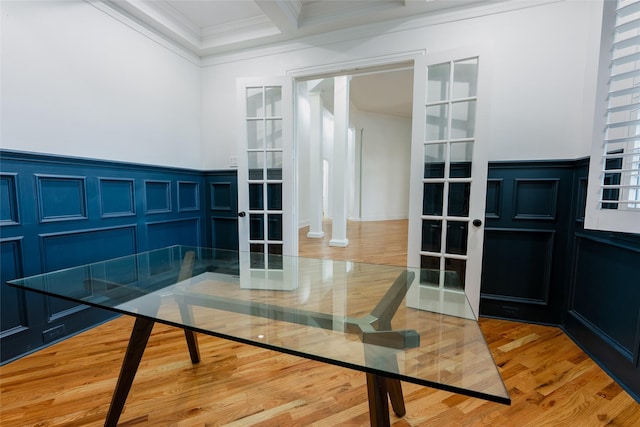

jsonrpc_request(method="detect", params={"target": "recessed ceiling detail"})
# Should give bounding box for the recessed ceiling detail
[103,0,504,57]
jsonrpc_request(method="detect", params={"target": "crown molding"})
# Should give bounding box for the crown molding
[87,1,201,66]
[90,0,563,68]
[201,15,280,49]
[107,0,200,48]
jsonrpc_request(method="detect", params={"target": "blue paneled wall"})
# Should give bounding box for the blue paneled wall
[1,150,638,400]
[0,150,237,363]
[480,158,640,400]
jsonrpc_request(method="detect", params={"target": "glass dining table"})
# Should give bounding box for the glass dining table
[6,245,510,426]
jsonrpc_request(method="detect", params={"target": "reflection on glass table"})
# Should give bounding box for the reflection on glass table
[7,245,509,427]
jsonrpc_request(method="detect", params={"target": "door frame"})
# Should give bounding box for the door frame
[288,50,424,250]
[287,47,492,314]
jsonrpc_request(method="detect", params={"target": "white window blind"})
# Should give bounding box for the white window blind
[603,0,640,210]
[585,0,640,233]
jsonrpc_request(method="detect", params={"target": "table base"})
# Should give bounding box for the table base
[104,319,405,427]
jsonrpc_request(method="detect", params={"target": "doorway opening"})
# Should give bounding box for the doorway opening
[294,63,414,266]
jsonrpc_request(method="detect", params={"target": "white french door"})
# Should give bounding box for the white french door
[236,77,297,288]
[407,48,491,315]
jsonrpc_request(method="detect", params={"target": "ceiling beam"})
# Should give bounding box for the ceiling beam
[254,0,302,34]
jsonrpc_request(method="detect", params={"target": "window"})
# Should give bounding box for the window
[585,0,640,233]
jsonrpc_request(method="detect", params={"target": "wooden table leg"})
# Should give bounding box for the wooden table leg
[386,378,406,416]
[183,329,200,364]
[105,317,155,427]
[366,373,391,427]
[176,250,201,364]
[366,374,407,426]
[177,297,200,364]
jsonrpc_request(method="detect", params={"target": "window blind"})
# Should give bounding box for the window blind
[601,0,640,210]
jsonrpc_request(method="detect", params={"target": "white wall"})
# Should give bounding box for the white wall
[200,0,602,170]
[1,1,603,170]
[1,1,202,169]
[351,109,411,221]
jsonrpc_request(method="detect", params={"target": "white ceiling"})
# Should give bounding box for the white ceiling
[104,0,502,118]
[107,0,499,58]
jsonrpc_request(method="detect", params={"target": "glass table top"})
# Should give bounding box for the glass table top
[6,245,510,404]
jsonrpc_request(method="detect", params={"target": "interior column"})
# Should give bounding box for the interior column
[330,75,350,247]
[307,90,325,238]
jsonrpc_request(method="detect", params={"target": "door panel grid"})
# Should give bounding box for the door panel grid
[245,86,284,269]
[421,57,479,291]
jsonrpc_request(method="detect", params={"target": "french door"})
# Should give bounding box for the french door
[407,48,491,315]
[236,77,297,289]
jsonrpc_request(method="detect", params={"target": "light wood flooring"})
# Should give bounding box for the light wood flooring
[299,219,408,266]
[1,220,638,426]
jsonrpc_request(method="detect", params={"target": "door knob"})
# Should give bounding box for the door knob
[238,211,246,218]
[472,219,482,227]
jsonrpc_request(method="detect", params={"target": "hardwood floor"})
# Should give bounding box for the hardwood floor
[299,219,408,266]
[1,220,638,426]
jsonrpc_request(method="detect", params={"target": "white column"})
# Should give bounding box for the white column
[307,91,325,238]
[330,76,350,247]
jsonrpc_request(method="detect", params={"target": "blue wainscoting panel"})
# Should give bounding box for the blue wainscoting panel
[147,218,200,250]
[564,159,640,400]
[1,237,27,336]
[205,172,238,251]
[99,178,135,218]
[210,181,232,211]
[485,179,502,219]
[0,173,20,225]
[0,150,206,364]
[481,161,574,324]
[576,177,588,223]
[481,228,555,305]
[40,226,137,321]
[513,178,559,220]
[178,181,199,212]
[40,226,137,271]
[36,175,88,222]
[211,217,238,250]
[145,180,171,213]
[572,234,640,361]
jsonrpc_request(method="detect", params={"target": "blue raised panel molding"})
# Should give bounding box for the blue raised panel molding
[99,178,135,218]
[36,174,87,222]
[145,180,171,213]
[0,173,20,225]
[482,161,574,324]
[0,150,209,364]
[485,179,502,219]
[481,228,555,305]
[40,226,137,271]
[205,172,238,252]
[211,217,238,250]
[0,237,28,337]
[513,178,559,220]
[576,177,588,223]
[572,234,640,361]
[147,218,200,250]
[178,181,199,212]
[210,181,232,211]
[40,226,138,321]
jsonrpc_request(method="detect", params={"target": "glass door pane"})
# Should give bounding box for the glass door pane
[421,58,478,291]
[246,86,284,270]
